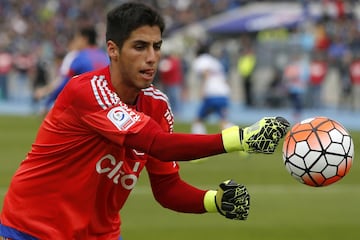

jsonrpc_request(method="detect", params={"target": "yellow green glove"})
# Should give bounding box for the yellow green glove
[222,116,290,153]
[204,180,250,220]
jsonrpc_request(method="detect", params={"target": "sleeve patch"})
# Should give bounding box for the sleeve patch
[107,106,139,131]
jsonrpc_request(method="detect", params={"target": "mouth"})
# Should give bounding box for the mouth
[139,69,155,80]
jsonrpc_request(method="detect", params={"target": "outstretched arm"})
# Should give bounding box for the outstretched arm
[124,116,290,162]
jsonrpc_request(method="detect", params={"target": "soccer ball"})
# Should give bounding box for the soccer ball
[282,117,354,187]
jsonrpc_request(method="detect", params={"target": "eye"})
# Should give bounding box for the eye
[134,44,146,51]
[154,43,162,51]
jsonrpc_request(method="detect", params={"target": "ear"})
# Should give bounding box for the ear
[107,40,119,61]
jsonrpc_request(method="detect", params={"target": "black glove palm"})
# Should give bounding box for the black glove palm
[215,180,250,220]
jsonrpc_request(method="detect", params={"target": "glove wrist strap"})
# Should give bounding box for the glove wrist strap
[221,126,243,152]
[203,190,217,212]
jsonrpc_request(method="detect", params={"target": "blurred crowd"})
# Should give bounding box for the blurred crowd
[0,0,248,104]
[247,0,360,117]
[0,0,359,117]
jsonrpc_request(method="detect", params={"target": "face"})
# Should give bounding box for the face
[73,33,87,50]
[108,25,162,92]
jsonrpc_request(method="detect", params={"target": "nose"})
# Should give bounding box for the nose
[146,47,159,65]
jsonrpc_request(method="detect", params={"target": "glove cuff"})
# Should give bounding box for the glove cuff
[203,190,218,212]
[221,126,243,152]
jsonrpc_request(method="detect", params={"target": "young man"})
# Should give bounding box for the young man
[0,2,289,239]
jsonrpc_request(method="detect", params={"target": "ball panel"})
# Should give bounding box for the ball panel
[327,142,346,155]
[316,131,331,149]
[326,153,345,165]
[332,121,350,135]
[311,155,327,172]
[307,132,322,151]
[295,141,310,157]
[302,174,317,186]
[309,117,329,128]
[305,151,322,168]
[323,175,342,186]
[303,172,326,187]
[329,129,344,143]
[283,135,296,157]
[317,118,335,131]
[345,157,353,175]
[337,159,348,176]
[322,165,337,178]
[342,136,353,154]
[292,130,313,142]
[286,160,305,176]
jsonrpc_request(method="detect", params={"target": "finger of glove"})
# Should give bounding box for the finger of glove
[275,116,290,127]
[224,205,249,220]
[274,116,290,137]
[227,211,249,220]
[219,180,239,191]
[221,199,249,212]
[221,185,247,202]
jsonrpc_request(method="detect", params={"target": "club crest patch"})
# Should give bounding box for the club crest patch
[107,107,137,131]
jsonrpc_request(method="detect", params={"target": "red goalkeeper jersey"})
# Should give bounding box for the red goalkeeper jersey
[1,66,179,239]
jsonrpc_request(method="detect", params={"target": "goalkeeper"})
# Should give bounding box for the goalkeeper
[0,2,290,240]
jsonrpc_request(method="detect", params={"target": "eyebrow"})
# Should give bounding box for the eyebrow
[133,39,163,45]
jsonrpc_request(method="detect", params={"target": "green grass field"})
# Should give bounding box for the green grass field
[0,115,359,239]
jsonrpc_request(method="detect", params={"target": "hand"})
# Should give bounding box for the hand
[222,116,290,153]
[215,180,250,220]
[241,116,290,153]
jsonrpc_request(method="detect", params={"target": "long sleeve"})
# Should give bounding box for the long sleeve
[148,172,207,213]
[124,117,226,162]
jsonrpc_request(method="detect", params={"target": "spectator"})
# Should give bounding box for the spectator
[283,52,310,123]
[191,43,233,134]
[158,49,185,116]
[307,51,328,108]
[35,26,109,114]
[349,52,360,111]
[328,35,351,107]
[237,45,257,107]
[12,48,34,102]
[0,46,13,101]
[34,34,81,113]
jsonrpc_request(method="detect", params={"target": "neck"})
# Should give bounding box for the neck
[109,65,140,105]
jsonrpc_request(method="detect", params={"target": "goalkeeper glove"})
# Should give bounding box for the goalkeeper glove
[222,116,290,153]
[204,180,250,220]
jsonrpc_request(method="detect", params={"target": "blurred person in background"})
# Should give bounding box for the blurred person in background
[158,48,185,116]
[33,34,81,115]
[0,46,13,101]
[237,45,257,108]
[327,35,351,108]
[34,26,109,114]
[283,52,310,123]
[0,3,290,239]
[12,47,35,103]
[307,50,328,108]
[191,43,233,134]
[31,45,51,114]
[349,52,360,111]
